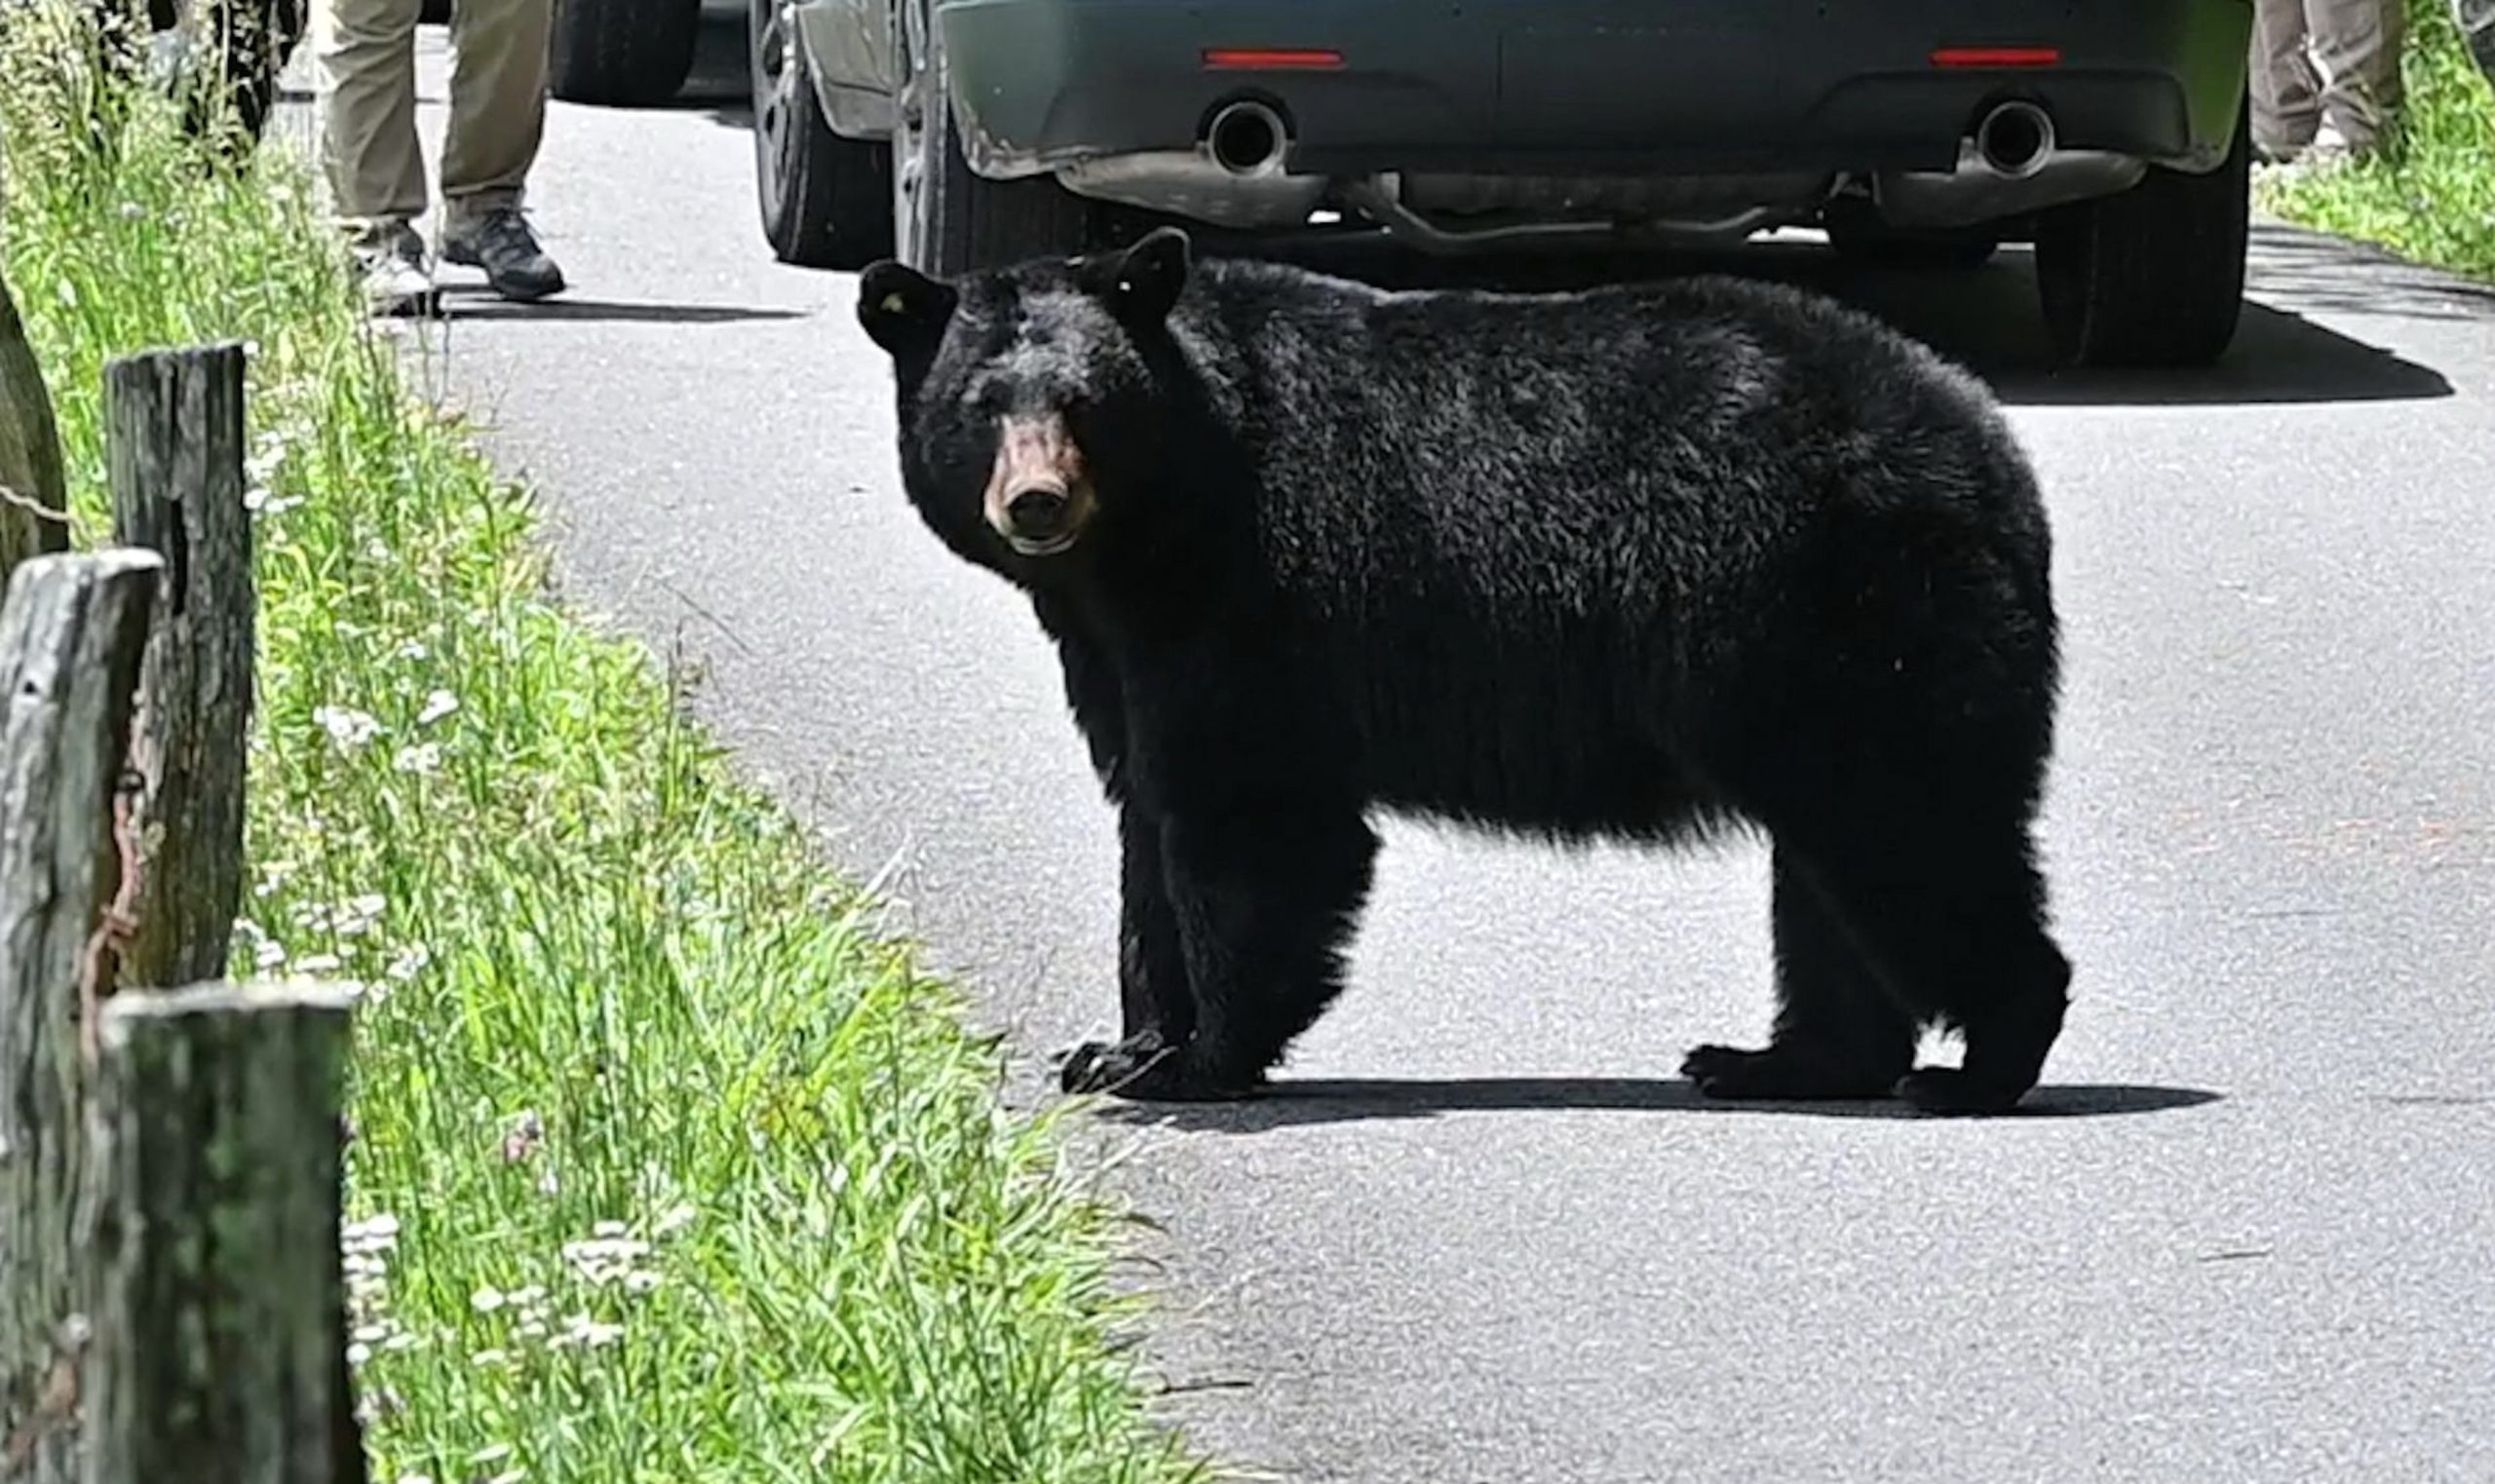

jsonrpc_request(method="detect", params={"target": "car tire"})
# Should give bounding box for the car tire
[2032,99,2250,369]
[891,4,1092,276]
[548,0,699,107]
[1823,206,2001,271]
[751,0,893,268]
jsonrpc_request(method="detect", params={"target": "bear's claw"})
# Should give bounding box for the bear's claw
[1058,1035,1262,1102]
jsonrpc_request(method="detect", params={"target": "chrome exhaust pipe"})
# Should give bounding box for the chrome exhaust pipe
[1205,99,1289,176]
[1973,99,2054,180]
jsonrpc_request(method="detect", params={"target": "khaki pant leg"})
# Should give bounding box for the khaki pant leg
[439,0,553,226]
[2457,0,2495,85]
[312,0,426,243]
[2249,0,2322,153]
[2306,0,2405,150]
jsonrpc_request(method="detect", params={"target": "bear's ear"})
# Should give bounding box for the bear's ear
[857,259,959,360]
[1089,225,1192,323]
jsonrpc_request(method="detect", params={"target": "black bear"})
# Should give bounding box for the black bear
[856,226,2074,1117]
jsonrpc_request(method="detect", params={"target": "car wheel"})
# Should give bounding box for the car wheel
[548,0,699,107]
[751,0,893,268]
[2032,99,2250,368]
[1823,205,2001,271]
[890,1,1092,276]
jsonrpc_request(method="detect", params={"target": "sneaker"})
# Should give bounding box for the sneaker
[354,226,441,319]
[441,206,566,302]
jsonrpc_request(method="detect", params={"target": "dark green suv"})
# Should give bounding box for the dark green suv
[784,0,2259,367]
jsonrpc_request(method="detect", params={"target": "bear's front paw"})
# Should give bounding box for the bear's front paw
[1058,1032,1262,1102]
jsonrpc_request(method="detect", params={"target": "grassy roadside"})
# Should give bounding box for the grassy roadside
[0,9,1208,1482]
[2255,0,2495,281]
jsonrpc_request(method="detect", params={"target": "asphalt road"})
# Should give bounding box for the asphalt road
[357,25,2495,1483]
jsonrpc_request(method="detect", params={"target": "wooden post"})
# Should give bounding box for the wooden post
[0,552,162,1484]
[104,344,253,990]
[0,123,75,580]
[79,981,365,1484]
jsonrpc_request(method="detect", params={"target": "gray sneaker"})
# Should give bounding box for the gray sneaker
[441,206,566,302]
[354,227,441,319]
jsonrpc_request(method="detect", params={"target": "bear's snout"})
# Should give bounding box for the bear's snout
[1004,485,1072,543]
[983,412,1094,556]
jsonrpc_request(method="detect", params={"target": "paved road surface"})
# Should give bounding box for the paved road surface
[354,27,2495,1482]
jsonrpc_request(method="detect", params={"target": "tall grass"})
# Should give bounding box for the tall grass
[1,7,1208,1480]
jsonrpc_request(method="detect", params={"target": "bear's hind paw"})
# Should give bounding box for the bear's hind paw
[1681,1043,1902,1103]
[1894,1066,2034,1117]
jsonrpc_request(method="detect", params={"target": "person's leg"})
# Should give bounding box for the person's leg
[2307,0,2406,158]
[311,0,436,313]
[2250,0,2323,161]
[2454,0,2495,88]
[438,0,565,300]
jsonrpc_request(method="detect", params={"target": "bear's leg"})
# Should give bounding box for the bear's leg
[1682,844,1920,1100]
[1070,805,1377,1102]
[1060,802,1202,1096]
[1798,821,2072,1116]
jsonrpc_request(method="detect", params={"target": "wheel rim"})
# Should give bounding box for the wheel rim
[750,0,798,206]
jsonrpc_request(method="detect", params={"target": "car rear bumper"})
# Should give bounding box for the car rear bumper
[937,0,2251,181]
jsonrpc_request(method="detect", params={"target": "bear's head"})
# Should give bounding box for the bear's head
[855,226,1196,579]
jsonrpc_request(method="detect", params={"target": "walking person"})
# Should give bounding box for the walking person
[312,0,566,315]
[2456,0,2495,90]
[2249,0,2407,166]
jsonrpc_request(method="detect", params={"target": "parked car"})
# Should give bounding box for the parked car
[735,0,2255,368]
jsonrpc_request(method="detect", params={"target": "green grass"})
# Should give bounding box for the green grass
[2255,0,2495,280]
[0,9,1209,1481]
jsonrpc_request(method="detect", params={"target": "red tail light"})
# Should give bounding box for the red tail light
[1930,46,2061,67]
[1203,48,1346,71]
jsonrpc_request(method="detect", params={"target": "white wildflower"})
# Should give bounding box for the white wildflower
[471,1349,510,1368]
[398,639,430,661]
[391,742,441,776]
[623,1271,662,1296]
[386,943,432,982]
[592,1220,628,1239]
[416,689,460,726]
[314,705,383,751]
[296,953,343,975]
[653,1204,696,1238]
[471,1288,507,1313]
[255,938,288,970]
[345,1342,371,1365]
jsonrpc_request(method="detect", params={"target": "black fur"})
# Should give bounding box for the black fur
[858,227,2074,1116]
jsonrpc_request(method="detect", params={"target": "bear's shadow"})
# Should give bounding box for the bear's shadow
[1090,1075,2224,1132]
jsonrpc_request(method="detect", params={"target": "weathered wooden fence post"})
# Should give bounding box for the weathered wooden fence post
[0,134,76,578]
[0,552,162,1483]
[79,981,363,1484]
[104,343,254,991]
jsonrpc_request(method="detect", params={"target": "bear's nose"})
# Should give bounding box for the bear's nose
[1005,486,1070,540]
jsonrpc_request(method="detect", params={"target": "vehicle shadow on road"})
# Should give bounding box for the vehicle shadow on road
[1269,229,2455,409]
[438,292,808,325]
[1094,1076,2223,1132]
